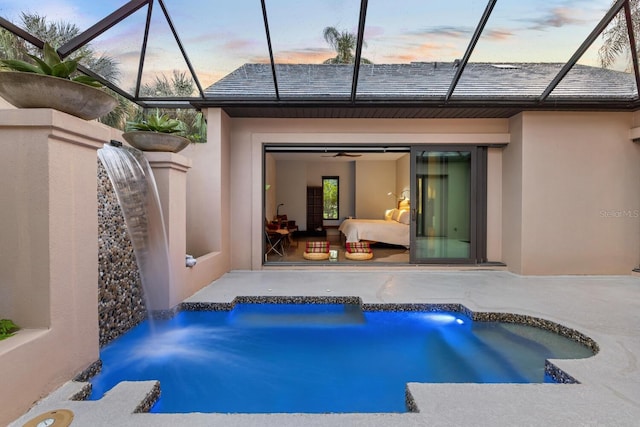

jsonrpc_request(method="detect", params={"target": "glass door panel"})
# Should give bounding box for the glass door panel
[411,148,474,263]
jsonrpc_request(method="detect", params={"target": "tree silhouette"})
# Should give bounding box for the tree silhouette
[598,0,640,68]
[322,26,372,64]
[0,12,130,127]
[136,71,207,143]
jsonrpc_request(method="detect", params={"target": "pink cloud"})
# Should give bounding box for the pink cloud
[364,25,385,39]
[528,7,588,30]
[256,48,333,64]
[483,29,514,41]
[223,39,259,50]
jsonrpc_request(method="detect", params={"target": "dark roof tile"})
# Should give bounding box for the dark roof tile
[205,62,637,100]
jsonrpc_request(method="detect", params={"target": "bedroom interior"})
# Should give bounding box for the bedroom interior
[264,147,411,265]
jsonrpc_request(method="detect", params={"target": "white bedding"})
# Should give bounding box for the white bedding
[338,219,409,247]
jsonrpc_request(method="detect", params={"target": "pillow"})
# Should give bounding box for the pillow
[346,242,371,253]
[391,208,401,222]
[397,209,410,225]
[305,241,330,253]
[384,209,396,221]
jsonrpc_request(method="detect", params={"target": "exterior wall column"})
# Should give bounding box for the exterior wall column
[145,152,192,310]
[0,109,111,425]
[504,111,640,275]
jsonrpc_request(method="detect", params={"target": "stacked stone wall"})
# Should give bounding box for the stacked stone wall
[97,160,146,347]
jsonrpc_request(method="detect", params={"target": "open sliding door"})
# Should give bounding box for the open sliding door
[410,146,486,264]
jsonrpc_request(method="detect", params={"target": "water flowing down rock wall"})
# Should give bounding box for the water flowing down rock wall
[97,160,146,346]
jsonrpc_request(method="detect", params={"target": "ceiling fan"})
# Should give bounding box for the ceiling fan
[321,152,362,158]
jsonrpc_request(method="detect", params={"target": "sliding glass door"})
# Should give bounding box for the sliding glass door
[410,146,484,263]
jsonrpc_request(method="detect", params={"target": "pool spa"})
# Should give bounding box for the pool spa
[87,300,596,414]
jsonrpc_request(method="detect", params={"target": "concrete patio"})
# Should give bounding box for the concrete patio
[10,270,640,426]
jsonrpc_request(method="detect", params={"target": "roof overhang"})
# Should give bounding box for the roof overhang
[190,98,640,119]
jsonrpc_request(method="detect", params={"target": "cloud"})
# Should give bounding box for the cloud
[364,25,385,39]
[377,41,460,63]
[525,7,588,30]
[222,38,261,51]
[483,29,514,41]
[261,48,333,64]
[411,26,473,39]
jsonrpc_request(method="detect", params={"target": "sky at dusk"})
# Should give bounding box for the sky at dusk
[0,0,627,94]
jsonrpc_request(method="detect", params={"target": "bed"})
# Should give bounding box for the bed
[338,201,410,247]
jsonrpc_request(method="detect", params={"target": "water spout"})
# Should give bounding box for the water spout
[97,144,171,313]
[186,254,196,267]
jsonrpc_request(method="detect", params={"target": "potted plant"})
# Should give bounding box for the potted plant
[0,42,117,120]
[0,319,19,340]
[122,110,191,153]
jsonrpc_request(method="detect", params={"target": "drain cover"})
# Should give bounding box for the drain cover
[22,409,74,427]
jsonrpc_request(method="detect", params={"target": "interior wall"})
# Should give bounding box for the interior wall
[265,153,276,221]
[273,160,309,229]
[273,160,354,229]
[306,161,355,226]
[355,160,397,218]
[396,154,410,200]
[504,111,640,275]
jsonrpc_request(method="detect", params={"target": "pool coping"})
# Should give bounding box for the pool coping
[10,271,640,427]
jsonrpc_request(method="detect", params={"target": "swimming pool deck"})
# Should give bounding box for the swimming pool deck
[11,270,640,426]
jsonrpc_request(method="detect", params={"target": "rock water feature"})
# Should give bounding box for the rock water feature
[97,143,171,346]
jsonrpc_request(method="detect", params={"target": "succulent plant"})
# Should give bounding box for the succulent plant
[0,42,103,87]
[0,319,19,340]
[126,109,186,134]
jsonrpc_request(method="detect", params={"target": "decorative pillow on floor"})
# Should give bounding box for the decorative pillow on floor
[345,242,373,260]
[305,241,329,252]
[303,241,330,260]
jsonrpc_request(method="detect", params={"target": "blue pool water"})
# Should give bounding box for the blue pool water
[89,304,593,413]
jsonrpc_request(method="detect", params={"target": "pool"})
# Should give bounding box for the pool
[88,303,594,413]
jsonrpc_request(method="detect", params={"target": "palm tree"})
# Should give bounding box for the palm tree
[0,29,28,62]
[18,12,120,83]
[136,71,207,143]
[322,26,372,64]
[598,0,640,68]
[0,12,128,127]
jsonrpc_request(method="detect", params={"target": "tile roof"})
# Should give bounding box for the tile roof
[204,62,637,101]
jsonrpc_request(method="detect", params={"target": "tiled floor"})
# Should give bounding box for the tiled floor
[11,270,640,426]
[266,235,409,264]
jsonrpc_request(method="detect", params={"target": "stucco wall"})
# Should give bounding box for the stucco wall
[0,109,108,426]
[503,115,524,273]
[506,111,640,274]
[486,147,503,261]
[183,108,231,286]
[228,117,510,270]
